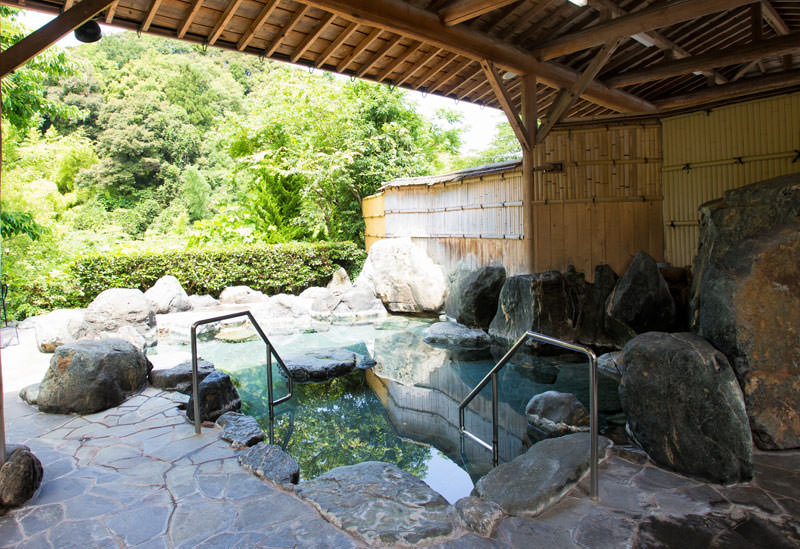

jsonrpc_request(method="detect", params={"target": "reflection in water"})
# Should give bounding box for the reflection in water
[149,316,621,503]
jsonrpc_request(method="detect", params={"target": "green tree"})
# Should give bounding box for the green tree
[180,166,211,222]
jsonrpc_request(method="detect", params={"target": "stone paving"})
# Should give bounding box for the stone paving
[2,326,799,547]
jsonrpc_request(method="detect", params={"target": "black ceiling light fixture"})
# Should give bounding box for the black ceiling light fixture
[74,20,102,43]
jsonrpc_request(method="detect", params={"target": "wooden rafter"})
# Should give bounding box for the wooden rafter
[606,33,800,88]
[141,0,163,32]
[336,27,381,72]
[534,0,755,61]
[357,34,402,77]
[457,78,489,100]
[439,0,519,27]
[209,0,245,45]
[375,40,422,82]
[396,47,443,86]
[237,0,279,50]
[481,59,530,150]
[264,4,310,58]
[538,38,621,143]
[64,0,75,10]
[105,0,120,24]
[178,0,205,39]
[302,0,656,113]
[428,57,472,93]
[1,0,116,78]
[315,20,359,67]
[501,0,556,39]
[657,69,800,109]
[292,12,335,63]
[762,0,790,35]
[449,64,483,96]
[413,52,457,89]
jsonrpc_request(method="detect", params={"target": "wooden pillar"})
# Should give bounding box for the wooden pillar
[521,73,537,274]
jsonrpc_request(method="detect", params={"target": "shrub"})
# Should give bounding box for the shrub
[70,241,365,305]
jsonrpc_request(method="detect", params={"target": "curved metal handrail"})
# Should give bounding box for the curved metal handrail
[458,330,599,499]
[190,311,293,435]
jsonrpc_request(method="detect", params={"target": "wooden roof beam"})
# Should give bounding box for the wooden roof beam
[762,0,790,35]
[357,34,402,77]
[657,69,800,109]
[534,0,756,61]
[606,32,800,88]
[413,52,457,89]
[141,0,163,32]
[537,38,621,143]
[301,0,656,113]
[395,47,443,86]
[439,0,519,26]
[449,64,483,96]
[482,59,530,150]
[179,0,205,39]
[428,57,473,93]
[292,12,335,62]
[236,0,279,49]
[375,40,423,82]
[337,27,381,72]
[264,4,310,57]
[105,0,120,24]
[209,0,245,45]
[1,0,116,77]
[315,20,358,67]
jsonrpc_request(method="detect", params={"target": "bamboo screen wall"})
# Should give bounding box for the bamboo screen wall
[362,122,664,280]
[662,91,800,267]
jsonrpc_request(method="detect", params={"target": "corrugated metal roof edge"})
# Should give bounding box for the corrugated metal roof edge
[377,159,522,191]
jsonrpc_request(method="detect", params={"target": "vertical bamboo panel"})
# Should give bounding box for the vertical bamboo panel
[662,91,800,267]
[362,193,385,252]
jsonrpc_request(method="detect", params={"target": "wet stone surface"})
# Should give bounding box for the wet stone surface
[215,412,264,449]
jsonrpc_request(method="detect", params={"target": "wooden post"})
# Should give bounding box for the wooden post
[521,73,537,274]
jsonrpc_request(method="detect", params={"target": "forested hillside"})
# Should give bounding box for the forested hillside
[1,9,516,319]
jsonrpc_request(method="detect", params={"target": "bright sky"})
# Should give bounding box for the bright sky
[20,10,506,153]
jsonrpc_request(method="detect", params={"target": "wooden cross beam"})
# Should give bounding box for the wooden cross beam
[439,0,519,27]
[1,0,117,78]
[482,59,530,150]
[237,0,279,50]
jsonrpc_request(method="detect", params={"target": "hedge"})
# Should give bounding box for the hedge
[70,241,366,306]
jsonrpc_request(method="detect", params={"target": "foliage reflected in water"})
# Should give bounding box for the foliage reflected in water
[229,367,430,480]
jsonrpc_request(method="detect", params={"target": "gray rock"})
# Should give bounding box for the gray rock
[144,275,191,314]
[691,174,800,450]
[188,294,219,309]
[525,391,589,442]
[18,383,40,406]
[327,267,352,292]
[299,286,341,312]
[446,266,506,330]
[473,432,612,516]
[356,237,447,313]
[218,286,268,304]
[216,412,265,449]
[281,348,374,383]
[423,322,490,350]
[238,442,299,485]
[597,351,624,381]
[488,270,585,349]
[332,286,387,323]
[620,332,753,483]
[83,289,156,344]
[296,461,454,546]
[186,370,241,422]
[0,445,43,511]
[632,512,800,549]
[577,264,618,347]
[36,338,152,414]
[605,252,675,347]
[34,308,86,353]
[454,496,504,538]
[149,359,215,393]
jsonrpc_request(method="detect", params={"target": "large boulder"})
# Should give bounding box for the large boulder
[35,338,152,414]
[355,237,447,313]
[238,443,299,485]
[488,270,585,348]
[619,332,753,483]
[423,321,490,350]
[83,288,156,344]
[144,275,191,314]
[691,173,800,450]
[605,252,675,347]
[34,308,86,353]
[218,285,268,304]
[525,391,589,442]
[188,294,219,310]
[0,445,43,513]
[186,370,241,422]
[217,412,265,449]
[331,286,387,323]
[327,267,352,292]
[577,264,618,347]
[148,358,216,393]
[281,348,375,383]
[445,266,506,329]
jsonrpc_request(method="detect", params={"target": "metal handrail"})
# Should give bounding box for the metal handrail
[190,311,293,435]
[458,330,600,499]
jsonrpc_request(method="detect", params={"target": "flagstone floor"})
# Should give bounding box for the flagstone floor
[2,327,798,548]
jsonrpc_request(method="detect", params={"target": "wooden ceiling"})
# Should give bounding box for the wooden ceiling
[3,0,800,125]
